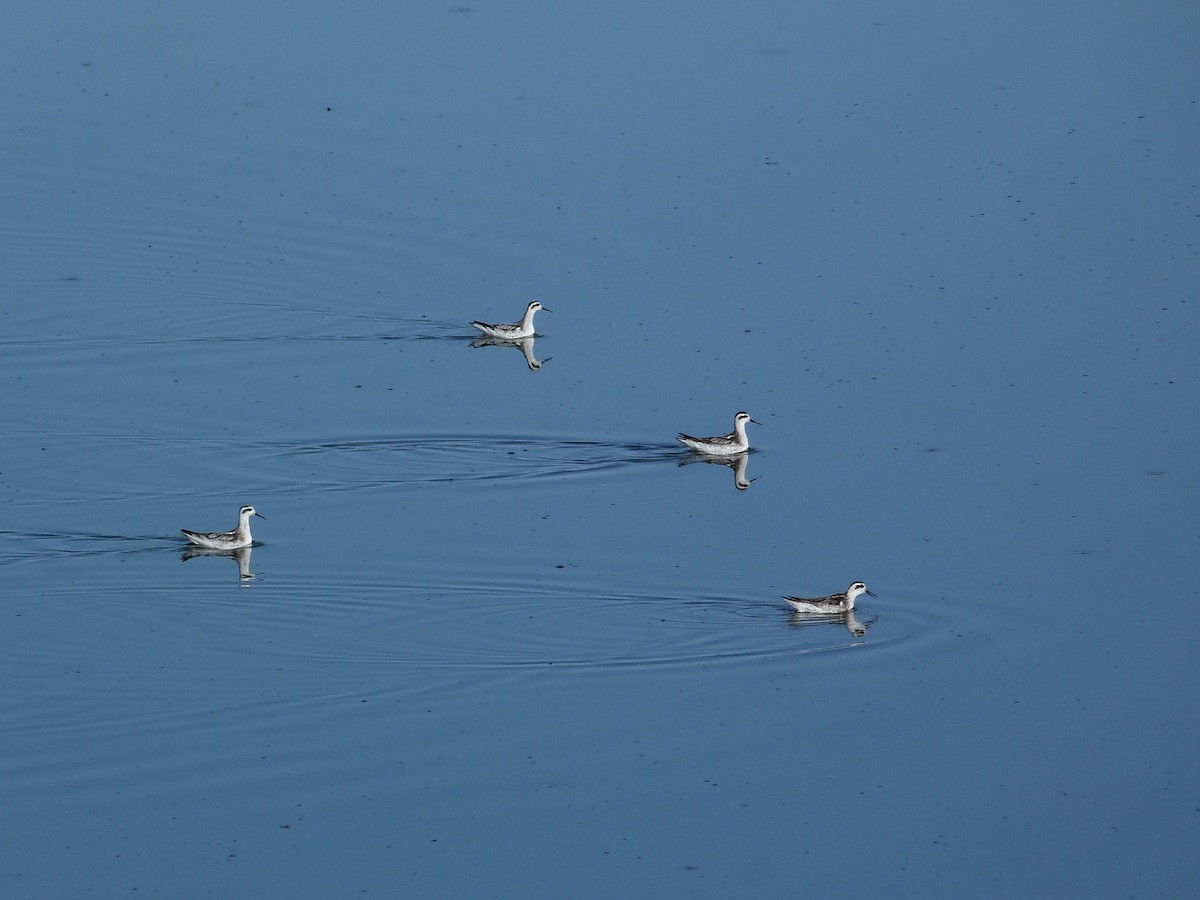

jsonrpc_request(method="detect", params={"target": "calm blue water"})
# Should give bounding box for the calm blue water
[3,2,1197,896]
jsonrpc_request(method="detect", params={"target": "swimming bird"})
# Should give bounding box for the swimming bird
[469,300,550,340]
[181,505,264,550]
[677,411,758,456]
[783,581,876,614]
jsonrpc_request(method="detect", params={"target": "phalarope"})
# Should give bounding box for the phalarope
[181,505,264,550]
[783,581,876,614]
[469,300,550,340]
[678,411,758,456]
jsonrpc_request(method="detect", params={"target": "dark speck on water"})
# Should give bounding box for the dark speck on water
[0,2,1194,898]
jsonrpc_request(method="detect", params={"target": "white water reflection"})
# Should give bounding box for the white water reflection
[181,545,256,582]
[679,449,755,490]
[470,335,551,370]
[788,608,875,638]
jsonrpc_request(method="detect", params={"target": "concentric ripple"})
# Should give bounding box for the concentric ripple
[154,565,987,676]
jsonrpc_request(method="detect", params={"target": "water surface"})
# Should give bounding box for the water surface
[2,2,1197,896]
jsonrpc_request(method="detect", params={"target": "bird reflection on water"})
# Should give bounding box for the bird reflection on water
[181,545,256,582]
[678,449,756,490]
[787,608,874,637]
[470,335,550,370]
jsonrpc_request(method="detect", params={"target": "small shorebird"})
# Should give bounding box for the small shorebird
[181,505,264,550]
[677,411,758,456]
[469,300,550,340]
[783,581,876,614]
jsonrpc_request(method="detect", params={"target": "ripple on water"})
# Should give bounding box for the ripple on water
[151,565,988,677]
[0,429,684,510]
[253,432,683,492]
[152,578,874,676]
[0,528,181,566]
[3,545,992,757]
[5,537,987,682]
